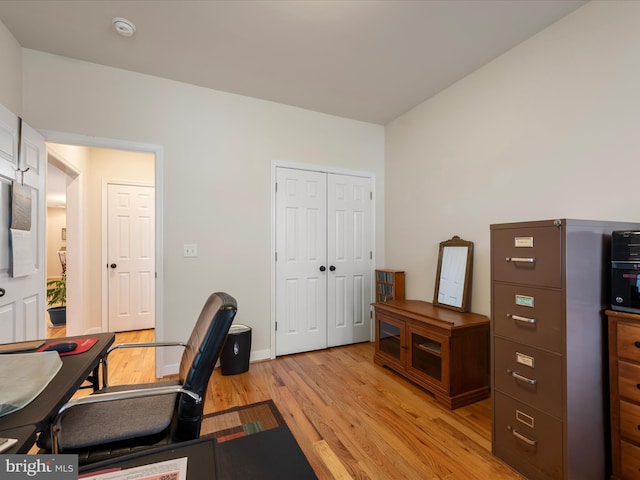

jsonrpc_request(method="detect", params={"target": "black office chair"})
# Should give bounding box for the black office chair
[37,292,237,465]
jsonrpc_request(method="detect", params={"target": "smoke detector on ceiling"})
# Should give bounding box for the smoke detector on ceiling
[112,17,136,37]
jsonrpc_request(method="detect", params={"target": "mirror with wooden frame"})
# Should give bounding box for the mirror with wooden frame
[433,235,473,312]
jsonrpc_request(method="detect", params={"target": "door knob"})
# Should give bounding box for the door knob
[319,266,326,272]
[0,287,5,297]
[110,263,117,269]
[329,265,336,271]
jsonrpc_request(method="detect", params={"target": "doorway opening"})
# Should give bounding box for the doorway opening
[43,138,162,373]
[44,160,73,337]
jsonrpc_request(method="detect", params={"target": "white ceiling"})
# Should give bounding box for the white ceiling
[0,0,587,125]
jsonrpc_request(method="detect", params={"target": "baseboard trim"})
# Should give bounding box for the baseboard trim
[158,348,272,378]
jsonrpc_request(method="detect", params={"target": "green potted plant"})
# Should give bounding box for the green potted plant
[47,274,66,325]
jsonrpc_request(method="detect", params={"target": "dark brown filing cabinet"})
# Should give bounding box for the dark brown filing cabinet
[607,309,640,480]
[491,219,640,480]
[375,269,405,302]
[373,299,489,409]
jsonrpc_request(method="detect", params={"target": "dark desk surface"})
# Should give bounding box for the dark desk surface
[0,425,37,454]
[79,438,219,479]
[78,427,318,480]
[0,332,115,452]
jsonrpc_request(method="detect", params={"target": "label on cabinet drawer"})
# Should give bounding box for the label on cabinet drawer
[516,409,535,429]
[515,294,534,308]
[514,237,534,248]
[516,352,535,368]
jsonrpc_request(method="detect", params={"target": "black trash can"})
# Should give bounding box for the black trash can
[220,324,252,375]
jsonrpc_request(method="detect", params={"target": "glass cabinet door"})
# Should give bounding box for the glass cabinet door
[408,327,448,389]
[376,316,405,366]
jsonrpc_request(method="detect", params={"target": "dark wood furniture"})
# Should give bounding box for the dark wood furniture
[491,219,639,480]
[375,269,405,303]
[373,299,489,409]
[0,332,115,453]
[607,309,640,480]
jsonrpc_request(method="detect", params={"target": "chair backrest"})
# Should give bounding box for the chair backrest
[173,291,237,440]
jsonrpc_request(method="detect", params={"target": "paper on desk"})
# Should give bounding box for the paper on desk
[0,351,62,417]
[79,457,188,480]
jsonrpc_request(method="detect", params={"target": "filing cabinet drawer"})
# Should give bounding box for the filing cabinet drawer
[493,283,562,353]
[494,391,562,480]
[618,322,640,362]
[620,400,640,444]
[619,361,640,403]
[494,337,562,418]
[621,440,640,480]
[492,225,561,288]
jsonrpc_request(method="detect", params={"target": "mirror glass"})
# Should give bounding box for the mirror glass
[433,236,473,312]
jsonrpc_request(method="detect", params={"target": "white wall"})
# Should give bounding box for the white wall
[385,1,640,317]
[22,50,385,363]
[0,19,21,116]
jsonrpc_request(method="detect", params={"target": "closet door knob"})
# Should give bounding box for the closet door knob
[0,288,5,297]
[329,265,336,272]
[110,263,117,269]
[319,266,326,272]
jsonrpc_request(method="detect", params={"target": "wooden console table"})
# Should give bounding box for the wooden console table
[373,300,490,409]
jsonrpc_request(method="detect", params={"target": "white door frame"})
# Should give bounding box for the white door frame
[40,130,166,378]
[270,160,376,359]
[45,146,82,337]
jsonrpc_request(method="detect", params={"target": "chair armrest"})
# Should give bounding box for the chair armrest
[106,342,187,356]
[103,342,187,387]
[52,385,201,454]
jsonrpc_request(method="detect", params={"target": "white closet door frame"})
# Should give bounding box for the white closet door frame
[270,160,376,359]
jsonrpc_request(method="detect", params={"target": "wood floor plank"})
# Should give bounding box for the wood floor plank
[51,327,523,480]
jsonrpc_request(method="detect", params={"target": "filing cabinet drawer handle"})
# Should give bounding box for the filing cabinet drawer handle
[506,257,536,263]
[510,427,537,446]
[508,369,537,385]
[508,313,536,325]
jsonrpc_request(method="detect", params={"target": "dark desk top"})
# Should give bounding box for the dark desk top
[79,427,318,480]
[0,332,115,447]
[79,438,218,479]
[0,425,37,454]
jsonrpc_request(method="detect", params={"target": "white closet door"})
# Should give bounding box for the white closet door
[275,168,327,356]
[327,174,372,347]
[0,105,46,343]
[275,167,373,356]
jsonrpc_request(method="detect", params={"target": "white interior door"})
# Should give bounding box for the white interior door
[275,168,327,355]
[107,183,155,332]
[0,105,46,342]
[275,167,372,356]
[327,174,372,347]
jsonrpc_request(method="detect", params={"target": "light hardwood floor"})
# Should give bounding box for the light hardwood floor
[47,325,524,479]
